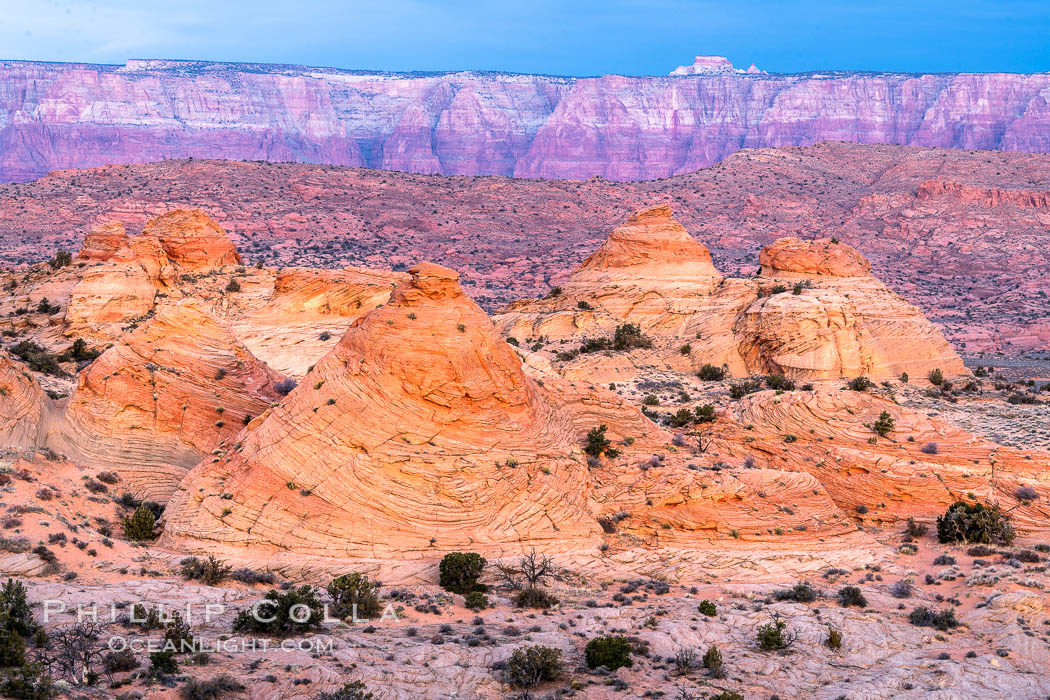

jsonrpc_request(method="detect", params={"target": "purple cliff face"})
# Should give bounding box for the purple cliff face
[1,59,1049,182]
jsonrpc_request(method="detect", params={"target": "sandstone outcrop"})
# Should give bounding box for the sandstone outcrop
[76,221,129,262]
[232,266,404,376]
[163,264,602,558]
[710,388,1050,534]
[3,60,1050,183]
[0,351,44,450]
[64,209,238,341]
[497,208,965,382]
[46,303,286,501]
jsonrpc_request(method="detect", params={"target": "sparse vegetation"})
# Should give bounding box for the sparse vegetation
[180,556,232,585]
[506,644,563,689]
[872,410,895,437]
[584,424,620,459]
[327,573,383,620]
[585,635,632,670]
[698,363,726,381]
[232,586,324,635]
[122,505,157,541]
[757,612,798,651]
[909,606,959,631]
[438,552,487,594]
[837,585,867,608]
[936,501,1015,545]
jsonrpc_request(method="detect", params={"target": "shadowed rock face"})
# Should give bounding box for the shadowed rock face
[47,303,286,501]
[162,263,603,558]
[2,60,1050,183]
[497,207,965,382]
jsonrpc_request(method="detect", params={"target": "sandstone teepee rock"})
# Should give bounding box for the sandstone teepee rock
[163,263,601,559]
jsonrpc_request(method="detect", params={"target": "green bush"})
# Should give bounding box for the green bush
[612,323,652,351]
[327,573,382,620]
[710,692,743,700]
[583,424,620,459]
[936,501,1015,545]
[0,580,37,638]
[837,585,867,608]
[825,625,843,650]
[506,644,562,689]
[232,586,324,636]
[757,614,795,651]
[438,552,487,594]
[773,582,817,603]
[47,251,72,270]
[180,556,232,585]
[149,650,179,676]
[928,368,944,386]
[765,374,795,391]
[872,410,895,437]
[225,279,241,293]
[122,505,157,541]
[463,591,488,611]
[702,644,724,677]
[697,600,717,617]
[847,376,873,392]
[698,363,726,381]
[909,606,959,631]
[0,626,25,667]
[0,662,53,699]
[514,587,558,609]
[163,612,196,654]
[584,635,632,671]
[102,649,139,673]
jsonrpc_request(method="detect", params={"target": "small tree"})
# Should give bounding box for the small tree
[122,505,157,541]
[936,501,1015,545]
[756,612,798,651]
[438,552,487,594]
[225,279,241,293]
[872,411,894,437]
[584,424,619,459]
[928,368,944,386]
[232,586,324,636]
[506,644,562,689]
[837,585,867,608]
[702,644,724,678]
[48,251,72,270]
[327,573,382,620]
[698,364,726,381]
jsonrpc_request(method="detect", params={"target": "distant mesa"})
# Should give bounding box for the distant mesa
[670,55,761,76]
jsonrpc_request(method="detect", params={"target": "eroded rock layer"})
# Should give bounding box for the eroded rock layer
[0,351,44,450]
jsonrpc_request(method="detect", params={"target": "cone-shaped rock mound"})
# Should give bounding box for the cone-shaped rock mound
[46,302,286,501]
[574,204,721,280]
[142,209,241,270]
[163,263,599,559]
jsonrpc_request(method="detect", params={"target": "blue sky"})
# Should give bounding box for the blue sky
[1,0,1048,75]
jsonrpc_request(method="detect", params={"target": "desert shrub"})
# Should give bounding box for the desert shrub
[872,411,895,437]
[9,341,63,376]
[702,644,724,677]
[921,441,939,454]
[967,544,996,557]
[936,501,1015,545]
[1015,486,1039,502]
[773,582,817,603]
[506,644,562,689]
[96,471,119,485]
[909,606,958,631]
[889,580,913,598]
[668,408,693,427]
[0,662,53,699]
[47,251,72,270]
[847,376,873,391]
[698,363,726,381]
[0,625,25,667]
[274,378,298,395]
[585,635,632,670]
[697,600,717,617]
[729,378,764,399]
[837,585,867,608]
[149,650,179,676]
[102,648,139,673]
[163,612,196,654]
[928,368,944,386]
[178,674,245,700]
[825,625,843,650]
[180,556,232,585]
[765,374,795,391]
[62,338,99,363]
[905,518,928,537]
[224,279,241,293]
[230,568,276,585]
[695,404,715,423]
[612,323,652,351]
[756,613,796,651]
[515,587,558,609]
[327,573,382,620]
[1007,393,1038,405]
[232,586,324,636]
[463,591,488,611]
[932,554,956,566]
[1014,549,1042,563]
[710,693,743,700]
[583,424,619,459]
[122,505,157,541]
[672,647,698,674]
[438,552,487,594]
[314,681,373,700]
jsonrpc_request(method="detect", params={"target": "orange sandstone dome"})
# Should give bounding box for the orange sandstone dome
[76,221,129,262]
[0,351,44,451]
[162,263,601,558]
[141,208,241,270]
[759,237,872,277]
